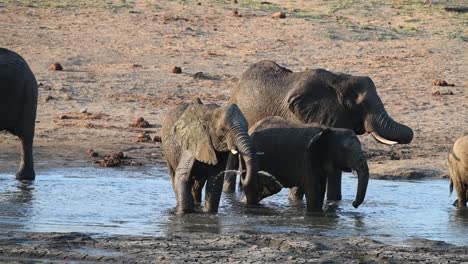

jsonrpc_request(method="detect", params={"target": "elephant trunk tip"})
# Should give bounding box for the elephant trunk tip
[352,200,362,209]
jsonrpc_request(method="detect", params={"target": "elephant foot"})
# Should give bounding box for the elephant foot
[175,206,195,215]
[16,168,35,181]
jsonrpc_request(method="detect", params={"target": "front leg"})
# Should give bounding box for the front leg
[192,179,205,205]
[174,151,196,214]
[304,172,327,212]
[204,170,225,213]
[16,130,35,181]
[326,169,342,201]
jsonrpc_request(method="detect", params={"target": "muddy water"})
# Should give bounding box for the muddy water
[0,167,467,245]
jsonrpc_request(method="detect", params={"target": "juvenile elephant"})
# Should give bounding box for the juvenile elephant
[162,98,280,214]
[227,60,412,200]
[449,135,468,208]
[0,48,38,181]
[249,117,369,212]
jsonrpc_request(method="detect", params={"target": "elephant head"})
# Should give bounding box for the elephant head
[308,128,369,208]
[174,98,259,205]
[287,69,413,145]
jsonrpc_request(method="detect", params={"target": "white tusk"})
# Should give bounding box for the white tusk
[256,152,264,155]
[371,132,398,145]
[231,149,238,154]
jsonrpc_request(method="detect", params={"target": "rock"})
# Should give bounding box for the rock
[48,63,63,71]
[153,135,162,142]
[64,94,72,101]
[271,11,286,19]
[432,79,455,87]
[232,9,242,17]
[287,256,296,261]
[130,117,151,128]
[87,149,98,157]
[59,115,68,120]
[232,0,238,3]
[172,66,182,74]
[137,132,152,142]
[44,95,54,102]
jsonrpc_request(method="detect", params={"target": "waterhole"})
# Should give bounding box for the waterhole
[0,167,466,245]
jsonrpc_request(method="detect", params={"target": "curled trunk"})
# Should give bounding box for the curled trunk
[229,127,259,205]
[365,102,413,145]
[352,158,369,208]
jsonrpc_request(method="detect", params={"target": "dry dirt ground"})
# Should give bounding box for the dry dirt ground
[0,0,467,262]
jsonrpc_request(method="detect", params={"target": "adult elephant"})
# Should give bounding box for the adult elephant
[162,98,280,215]
[226,60,413,200]
[448,135,468,208]
[0,48,38,181]
[249,117,369,212]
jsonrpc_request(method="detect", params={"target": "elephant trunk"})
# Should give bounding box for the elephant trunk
[365,101,413,145]
[229,127,259,205]
[352,157,369,208]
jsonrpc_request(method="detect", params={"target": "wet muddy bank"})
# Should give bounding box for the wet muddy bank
[1,231,467,263]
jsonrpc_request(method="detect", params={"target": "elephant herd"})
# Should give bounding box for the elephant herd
[1,47,467,216]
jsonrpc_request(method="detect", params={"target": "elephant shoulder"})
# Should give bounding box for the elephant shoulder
[241,60,292,81]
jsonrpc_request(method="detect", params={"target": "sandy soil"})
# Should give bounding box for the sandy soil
[0,0,467,262]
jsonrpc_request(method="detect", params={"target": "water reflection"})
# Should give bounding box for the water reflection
[0,168,466,245]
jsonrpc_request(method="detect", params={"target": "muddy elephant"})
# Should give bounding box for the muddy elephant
[0,48,38,181]
[449,135,468,208]
[249,117,369,212]
[226,60,413,200]
[162,98,281,214]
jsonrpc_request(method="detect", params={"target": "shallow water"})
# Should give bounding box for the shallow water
[0,167,467,245]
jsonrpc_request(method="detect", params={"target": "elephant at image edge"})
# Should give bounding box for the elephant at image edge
[249,116,369,212]
[0,48,38,181]
[448,135,468,208]
[162,98,281,214]
[227,60,413,200]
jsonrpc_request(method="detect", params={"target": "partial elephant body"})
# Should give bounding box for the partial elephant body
[162,99,266,214]
[0,48,38,180]
[249,116,369,212]
[448,135,468,207]
[228,60,413,199]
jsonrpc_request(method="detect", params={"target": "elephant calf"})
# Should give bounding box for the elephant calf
[249,117,369,212]
[449,135,468,207]
[0,48,38,180]
[162,98,281,214]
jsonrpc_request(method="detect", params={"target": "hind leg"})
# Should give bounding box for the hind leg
[16,127,35,181]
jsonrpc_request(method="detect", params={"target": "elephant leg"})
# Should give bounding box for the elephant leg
[192,179,205,205]
[204,171,224,213]
[16,129,35,181]
[326,169,342,201]
[454,182,467,208]
[223,153,238,193]
[288,187,304,201]
[304,172,327,212]
[174,151,196,214]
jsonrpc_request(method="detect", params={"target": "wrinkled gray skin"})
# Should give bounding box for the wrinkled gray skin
[162,99,275,214]
[0,48,38,181]
[249,117,369,212]
[227,60,413,200]
[448,135,468,208]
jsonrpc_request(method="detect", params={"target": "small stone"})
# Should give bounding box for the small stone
[172,66,182,74]
[288,256,296,261]
[432,79,455,87]
[80,108,88,114]
[64,94,72,101]
[271,11,286,19]
[153,135,162,142]
[232,0,238,3]
[159,256,166,260]
[87,149,98,157]
[59,115,68,119]
[44,95,54,102]
[232,9,242,17]
[132,64,142,68]
[49,63,63,71]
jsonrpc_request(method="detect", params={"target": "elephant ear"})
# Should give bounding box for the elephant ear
[307,128,332,151]
[286,69,341,123]
[173,104,218,165]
